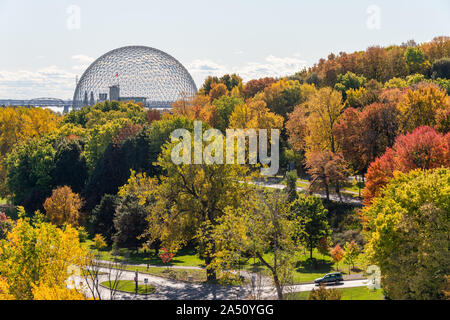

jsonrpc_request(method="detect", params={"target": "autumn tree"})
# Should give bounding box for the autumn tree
[145,109,161,124]
[334,102,400,175]
[117,170,160,252]
[290,196,330,260]
[229,99,283,130]
[363,168,450,300]
[93,234,107,250]
[31,283,86,300]
[334,72,366,99]
[200,74,242,95]
[262,78,303,119]
[0,211,13,240]
[397,83,449,133]
[304,87,345,153]
[147,138,251,281]
[331,244,344,270]
[0,216,88,299]
[250,190,296,300]
[0,107,60,197]
[363,126,449,204]
[286,102,311,152]
[0,277,14,300]
[308,284,342,300]
[305,151,349,201]
[44,186,82,227]
[317,237,330,260]
[209,83,228,102]
[343,241,360,273]
[243,77,276,99]
[84,119,130,169]
[83,116,176,212]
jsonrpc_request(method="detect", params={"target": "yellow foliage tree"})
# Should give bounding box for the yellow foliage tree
[32,283,87,300]
[44,186,82,227]
[0,218,88,299]
[93,233,107,250]
[0,107,60,197]
[229,99,283,130]
[209,83,228,101]
[304,87,345,153]
[0,277,14,300]
[397,83,449,133]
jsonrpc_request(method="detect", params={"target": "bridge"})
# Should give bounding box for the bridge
[0,97,73,112]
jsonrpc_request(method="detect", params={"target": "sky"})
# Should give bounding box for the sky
[0,0,449,99]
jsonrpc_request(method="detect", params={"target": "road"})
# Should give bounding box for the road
[70,267,369,300]
[249,180,363,206]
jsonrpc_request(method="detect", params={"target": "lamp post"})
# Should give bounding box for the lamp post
[144,278,148,300]
[134,270,138,296]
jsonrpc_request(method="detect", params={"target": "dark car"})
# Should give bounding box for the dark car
[314,272,343,285]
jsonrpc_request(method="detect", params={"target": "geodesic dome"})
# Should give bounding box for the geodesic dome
[72,46,197,109]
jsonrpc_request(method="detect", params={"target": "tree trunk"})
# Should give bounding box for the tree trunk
[205,245,217,282]
[273,273,283,300]
[256,252,283,300]
[325,183,330,201]
[153,241,161,257]
[335,182,342,202]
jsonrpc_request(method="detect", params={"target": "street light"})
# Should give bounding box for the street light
[134,270,138,296]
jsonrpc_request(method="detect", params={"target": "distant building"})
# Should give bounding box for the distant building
[72,46,197,109]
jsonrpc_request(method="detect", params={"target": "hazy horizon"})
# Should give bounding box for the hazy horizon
[1,0,449,99]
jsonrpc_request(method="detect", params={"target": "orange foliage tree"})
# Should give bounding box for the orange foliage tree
[44,186,83,227]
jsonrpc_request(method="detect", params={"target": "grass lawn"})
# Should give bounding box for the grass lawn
[100,280,155,294]
[286,286,384,300]
[112,263,206,282]
[83,242,363,285]
[83,240,204,267]
[244,249,363,284]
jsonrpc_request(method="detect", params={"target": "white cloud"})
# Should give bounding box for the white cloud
[72,54,95,64]
[71,54,94,71]
[0,54,96,99]
[187,55,307,87]
[0,66,76,99]
[0,54,307,99]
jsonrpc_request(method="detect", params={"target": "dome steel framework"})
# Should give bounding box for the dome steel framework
[72,46,197,109]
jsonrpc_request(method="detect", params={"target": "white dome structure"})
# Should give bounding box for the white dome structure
[72,46,197,109]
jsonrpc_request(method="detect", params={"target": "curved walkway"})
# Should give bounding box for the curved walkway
[71,266,369,300]
[250,180,362,205]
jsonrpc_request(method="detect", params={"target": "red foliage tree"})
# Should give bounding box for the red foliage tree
[159,247,175,265]
[363,126,450,204]
[112,123,143,147]
[334,102,400,175]
[242,77,276,99]
[330,244,344,270]
[145,109,161,124]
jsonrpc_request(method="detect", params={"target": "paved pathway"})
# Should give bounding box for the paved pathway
[250,180,362,206]
[70,266,369,300]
